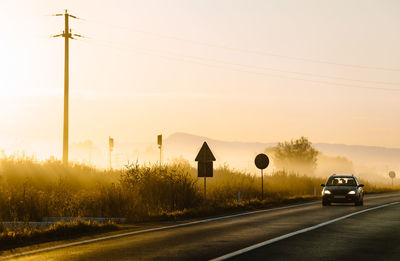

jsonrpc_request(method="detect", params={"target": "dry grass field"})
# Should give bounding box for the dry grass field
[0,155,397,223]
[0,155,398,248]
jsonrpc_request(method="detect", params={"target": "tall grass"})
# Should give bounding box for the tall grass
[0,156,398,223]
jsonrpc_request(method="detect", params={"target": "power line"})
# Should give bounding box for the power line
[83,19,400,72]
[80,38,400,92]
[110,41,400,87]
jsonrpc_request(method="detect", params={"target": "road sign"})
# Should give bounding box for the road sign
[109,137,114,151]
[195,142,216,162]
[157,134,162,147]
[254,153,270,200]
[255,154,269,169]
[389,171,396,186]
[157,134,162,168]
[195,142,216,177]
[109,137,114,170]
[195,142,215,177]
[195,142,216,200]
[198,162,213,178]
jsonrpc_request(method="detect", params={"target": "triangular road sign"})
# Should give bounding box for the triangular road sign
[195,142,216,162]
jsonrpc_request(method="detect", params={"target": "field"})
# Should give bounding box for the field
[1,155,399,249]
[1,155,398,224]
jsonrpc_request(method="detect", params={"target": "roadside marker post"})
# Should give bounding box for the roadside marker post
[195,142,216,201]
[254,153,270,200]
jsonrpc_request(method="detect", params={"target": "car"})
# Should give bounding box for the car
[321,174,364,206]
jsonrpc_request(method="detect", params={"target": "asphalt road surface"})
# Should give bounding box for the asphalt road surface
[3,192,400,261]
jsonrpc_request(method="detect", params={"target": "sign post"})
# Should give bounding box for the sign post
[389,171,396,186]
[195,142,216,201]
[254,153,270,200]
[157,134,162,169]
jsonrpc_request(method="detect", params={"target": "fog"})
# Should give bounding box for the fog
[1,132,398,186]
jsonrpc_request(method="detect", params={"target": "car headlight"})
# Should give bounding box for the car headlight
[323,190,331,195]
[348,190,356,195]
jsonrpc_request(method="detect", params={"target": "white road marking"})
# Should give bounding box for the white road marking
[210,201,400,261]
[0,201,317,260]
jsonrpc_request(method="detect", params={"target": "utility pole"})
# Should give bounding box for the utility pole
[52,10,83,165]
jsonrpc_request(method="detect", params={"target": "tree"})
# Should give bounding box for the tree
[269,137,319,174]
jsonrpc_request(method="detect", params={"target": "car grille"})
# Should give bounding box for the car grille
[332,189,349,195]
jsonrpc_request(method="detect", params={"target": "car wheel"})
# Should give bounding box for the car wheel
[355,198,363,206]
[322,200,330,206]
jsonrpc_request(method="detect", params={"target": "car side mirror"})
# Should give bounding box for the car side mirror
[320,184,325,187]
[358,184,364,187]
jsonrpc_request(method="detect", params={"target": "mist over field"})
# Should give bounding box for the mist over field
[4,132,396,184]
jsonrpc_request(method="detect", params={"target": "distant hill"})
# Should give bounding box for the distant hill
[164,132,273,171]
[164,132,273,159]
[163,132,400,173]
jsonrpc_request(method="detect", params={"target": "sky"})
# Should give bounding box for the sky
[1,0,400,163]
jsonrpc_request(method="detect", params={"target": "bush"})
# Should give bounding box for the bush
[120,162,201,219]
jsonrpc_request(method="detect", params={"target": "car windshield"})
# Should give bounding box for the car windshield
[327,177,356,186]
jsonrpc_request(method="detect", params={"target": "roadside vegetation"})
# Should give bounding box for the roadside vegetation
[0,155,397,224]
[0,156,315,222]
[0,137,398,249]
[0,218,117,251]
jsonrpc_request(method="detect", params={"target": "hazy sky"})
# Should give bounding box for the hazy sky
[1,0,400,160]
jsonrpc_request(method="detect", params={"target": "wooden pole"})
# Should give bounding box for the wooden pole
[62,10,69,165]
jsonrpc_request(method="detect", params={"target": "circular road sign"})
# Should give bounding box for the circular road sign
[255,154,269,170]
[389,171,396,179]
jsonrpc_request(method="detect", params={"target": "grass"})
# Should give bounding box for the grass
[0,218,118,251]
[156,196,318,221]
[0,155,398,224]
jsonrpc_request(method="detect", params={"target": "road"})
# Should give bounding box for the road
[2,192,400,261]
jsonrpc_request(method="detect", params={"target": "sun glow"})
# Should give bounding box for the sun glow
[1,0,400,168]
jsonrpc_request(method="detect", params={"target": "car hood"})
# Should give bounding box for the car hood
[325,186,357,194]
